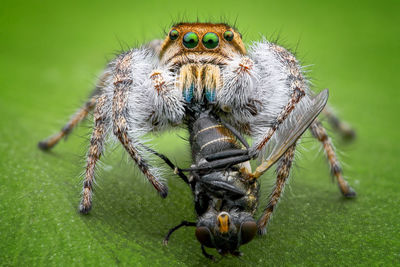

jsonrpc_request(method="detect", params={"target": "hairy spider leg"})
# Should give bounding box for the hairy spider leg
[250,90,328,179]
[309,119,356,197]
[257,144,296,235]
[252,45,306,154]
[322,106,356,141]
[38,73,109,150]
[113,52,168,198]
[80,94,109,213]
[38,96,96,150]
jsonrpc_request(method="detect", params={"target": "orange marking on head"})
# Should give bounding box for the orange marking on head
[160,23,246,61]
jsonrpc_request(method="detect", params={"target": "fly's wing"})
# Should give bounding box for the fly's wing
[253,89,329,177]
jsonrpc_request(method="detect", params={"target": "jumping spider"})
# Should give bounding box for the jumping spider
[39,22,356,259]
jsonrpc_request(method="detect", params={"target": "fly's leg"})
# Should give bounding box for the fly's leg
[257,144,296,235]
[38,72,110,150]
[309,118,356,197]
[143,145,190,184]
[163,221,196,245]
[219,120,249,149]
[113,52,168,198]
[80,94,109,213]
[201,245,215,261]
[322,106,356,141]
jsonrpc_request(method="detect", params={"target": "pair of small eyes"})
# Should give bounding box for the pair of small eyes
[169,30,234,49]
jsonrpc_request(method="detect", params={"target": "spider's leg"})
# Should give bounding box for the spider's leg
[249,90,328,179]
[309,118,356,197]
[112,51,181,198]
[257,144,296,235]
[38,96,96,150]
[243,42,329,179]
[251,45,306,154]
[322,105,356,141]
[38,72,110,150]
[80,94,109,213]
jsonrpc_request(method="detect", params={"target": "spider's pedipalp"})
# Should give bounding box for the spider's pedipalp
[218,55,261,123]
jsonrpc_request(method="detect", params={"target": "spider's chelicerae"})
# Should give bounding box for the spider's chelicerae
[39,22,356,259]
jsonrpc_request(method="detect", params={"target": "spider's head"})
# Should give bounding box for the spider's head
[195,210,257,257]
[159,23,246,64]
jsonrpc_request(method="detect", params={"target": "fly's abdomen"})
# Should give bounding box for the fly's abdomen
[189,115,240,163]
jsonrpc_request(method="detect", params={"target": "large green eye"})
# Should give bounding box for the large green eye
[183,32,199,48]
[169,29,179,40]
[223,31,234,41]
[202,32,219,49]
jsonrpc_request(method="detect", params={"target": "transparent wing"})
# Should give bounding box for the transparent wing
[252,89,329,178]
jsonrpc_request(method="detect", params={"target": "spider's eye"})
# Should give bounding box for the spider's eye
[223,31,234,41]
[183,32,199,48]
[169,29,179,40]
[202,32,219,49]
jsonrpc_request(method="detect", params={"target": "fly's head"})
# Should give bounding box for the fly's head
[195,209,257,256]
[159,23,246,66]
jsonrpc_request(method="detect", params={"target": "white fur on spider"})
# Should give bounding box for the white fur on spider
[95,37,317,185]
[247,40,313,155]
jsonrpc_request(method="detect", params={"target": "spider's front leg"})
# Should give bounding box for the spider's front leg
[112,49,184,198]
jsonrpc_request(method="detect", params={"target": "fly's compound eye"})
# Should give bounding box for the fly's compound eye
[202,32,219,49]
[240,221,257,245]
[183,32,199,48]
[169,29,179,40]
[195,226,215,248]
[223,30,234,41]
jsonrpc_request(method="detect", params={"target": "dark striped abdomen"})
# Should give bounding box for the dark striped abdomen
[189,114,240,164]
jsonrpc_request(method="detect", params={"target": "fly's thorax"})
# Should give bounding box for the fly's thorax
[193,170,260,216]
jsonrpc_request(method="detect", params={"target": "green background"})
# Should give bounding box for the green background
[1,0,399,266]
